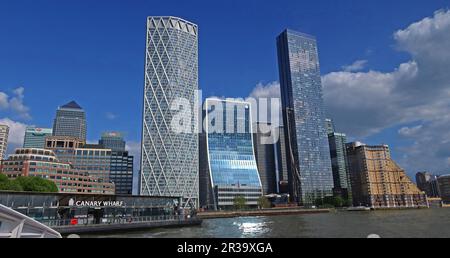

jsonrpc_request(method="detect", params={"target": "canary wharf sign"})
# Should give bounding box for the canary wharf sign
[68,198,124,207]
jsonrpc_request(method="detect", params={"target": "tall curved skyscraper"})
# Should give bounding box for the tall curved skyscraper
[277,29,333,206]
[140,17,199,208]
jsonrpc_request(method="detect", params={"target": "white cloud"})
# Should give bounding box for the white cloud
[0,92,8,109]
[126,141,141,158]
[0,87,31,120]
[342,60,368,72]
[249,81,281,99]
[322,9,450,174]
[398,125,423,137]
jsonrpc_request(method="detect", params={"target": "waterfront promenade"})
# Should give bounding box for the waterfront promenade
[198,207,331,219]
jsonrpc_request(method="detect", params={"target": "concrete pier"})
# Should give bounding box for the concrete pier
[198,208,331,219]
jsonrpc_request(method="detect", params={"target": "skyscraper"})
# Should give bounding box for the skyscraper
[0,124,9,160]
[199,99,263,210]
[328,132,352,201]
[23,127,53,149]
[325,118,352,201]
[325,118,335,135]
[99,131,126,152]
[277,29,334,206]
[253,122,277,195]
[53,101,87,142]
[109,150,134,195]
[274,126,289,194]
[140,17,199,208]
[416,172,440,198]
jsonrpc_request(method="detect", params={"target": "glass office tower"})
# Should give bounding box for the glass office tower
[99,132,126,152]
[253,122,277,195]
[199,99,263,210]
[140,17,199,208]
[277,29,333,206]
[23,127,53,149]
[52,101,87,142]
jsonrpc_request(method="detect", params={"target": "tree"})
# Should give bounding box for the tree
[0,174,24,191]
[15,176,58,193]
[233,196,247,210]
[315,196,349,208]
[257,196,272,209]
[333,196,345,207]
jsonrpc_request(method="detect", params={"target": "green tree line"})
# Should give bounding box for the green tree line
[0,174,58,193]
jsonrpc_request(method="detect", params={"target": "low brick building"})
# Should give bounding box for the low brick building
[0,148,115,195]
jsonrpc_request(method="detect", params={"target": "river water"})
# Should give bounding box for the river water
[81,208,450,238]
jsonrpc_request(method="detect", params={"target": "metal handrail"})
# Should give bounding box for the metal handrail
[41,214,195,227]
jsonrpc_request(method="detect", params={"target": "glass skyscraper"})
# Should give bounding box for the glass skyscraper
[140,17,199,208]
[328,132,352,201]
[199,99,263,210]
[23,127,53,149]
[277,29,333,206]
[253,122,277,195]
[99,132,126,152]
[52,101,87,142]
[110,151,134,195]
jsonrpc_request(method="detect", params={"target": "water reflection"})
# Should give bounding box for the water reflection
[80,208,450,238]
[232,217,271,237]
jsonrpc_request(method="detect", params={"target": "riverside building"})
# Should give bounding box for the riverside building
[437,175,450,204]
[277,29,334,205]
[416,172,440,198]
[346,142,427,208]
[199,99,263,210]
[140,16,199,208]
[253,122,277,195]
[326,119,352,202]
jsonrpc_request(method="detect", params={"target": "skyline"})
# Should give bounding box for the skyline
[1,0,450,180]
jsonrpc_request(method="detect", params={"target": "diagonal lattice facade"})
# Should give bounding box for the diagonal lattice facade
[140,17,199,208]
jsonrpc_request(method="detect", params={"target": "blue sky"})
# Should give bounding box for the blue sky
[1,0,450,179]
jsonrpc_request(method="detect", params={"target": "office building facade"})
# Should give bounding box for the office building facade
[23,127,53,149]
[110,151,134,195]
[437,175,450,204]
[325,118,335,135]
[327,130,352,201]
[0,148,115,195]
[199,99,263,210]
[53,101,87,142]
[45,136,112,183]
[277,29,334,205]
[274,126,289,194]
[99,131,126,152]
[346,142,427,208]
[253,122,277,195]
[140,16,199,208]
[0,124,9,160]
[416,172,440,198]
